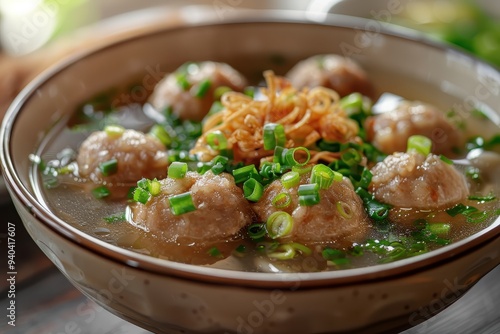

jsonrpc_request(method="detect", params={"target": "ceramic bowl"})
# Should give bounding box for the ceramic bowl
[1,8,499,334]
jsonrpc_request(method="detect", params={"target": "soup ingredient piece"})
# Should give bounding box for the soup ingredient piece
[168,192,197,215]
[243,178,264,202]
[266,211,294,239]
[267,242,312,260]
[92,185,111,199]
[253,173,370,248]
[76,129,169,185]
[407,135,432,156]
[369,150,469,209]
[168,161,188,179]
[286,54,375,99]
[365,100,464,156]
[148,61,248,122]
[129,171,254,245]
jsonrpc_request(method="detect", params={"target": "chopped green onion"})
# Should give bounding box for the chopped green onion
[168,192,197,215]
[176,72,190,91]
[284,147,310,167]
[207,246,223,258]
[407,135,432,156]
[427,223,451,236]
[248,223,267,240]
[266,211,294,239]
[341,148,362,167]
[103,212,126,223]
[133,187,150,204]
[365,199,391,221]
[92,185,111,199]
[298,183,320,206]
[446,203,478,217]
[322,248,347,261]
[234,244,246,254]
[206,130,228,150]
[311,164,340,189]
[99,158,118,177]
[233,164,258,184]
[214,86,232,100]
[336,201,353,219]
[468,194,496,202]
[439,154,453,165]
[466,210,490,224]
[210,155,229,175]
[104,124,125,138]
[149,179,161,196]
[340,93,363,112]
[168,161,188,179]
[263,123,286,150]
[194,79,212,98]
[244,86,255,99]
[298,183,320,196]
[292,165,312,175]
[149,124,172,147]
[268,242,311,260]
[273,146,287,164]
[243,178,264,202]
[281,171,300,189]
[272,192,292,208]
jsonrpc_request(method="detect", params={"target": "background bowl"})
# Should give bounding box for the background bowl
[1,8,499,334]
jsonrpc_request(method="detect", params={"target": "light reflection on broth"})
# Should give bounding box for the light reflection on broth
[31,56,500,273]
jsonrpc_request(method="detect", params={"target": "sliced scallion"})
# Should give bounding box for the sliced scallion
[248,223,267,240]
[266,211,293,239]
[263,123,286,150]
[311,164,340,189]
[243,178,264,202]
[298,183,320,206]
[272,192,292,208]
[280,171,300,189]
[168,192,197,215]
[427,223,451,236]
[233,164,258,184]
[168,161,188,179]
[206,130,228,150]
[194,79,212,98]
[104,124,125,138]
[407,135,432,156]
[336,201,353,219]
[99,158,118,177]
[92,185,111,199]
[149,124,172,147]
[284,147,310,167]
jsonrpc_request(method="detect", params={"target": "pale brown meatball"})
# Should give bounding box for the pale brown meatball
[286,54,375,99]
[147,61,247,122]
[252,172,370,248]
[366,100,464,156]
[77,129,168,184]
[129,171,255,245]
[370,151,469,209]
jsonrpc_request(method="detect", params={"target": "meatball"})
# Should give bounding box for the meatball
[77,129,168,184]
[147,61,247,122]
[286,54,375,99]
[366,100,464,156]
[253,172,370,248]
[369,151,469,209]
[129,171,254,245]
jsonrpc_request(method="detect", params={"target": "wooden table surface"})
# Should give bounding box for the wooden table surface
[1,198,499,334]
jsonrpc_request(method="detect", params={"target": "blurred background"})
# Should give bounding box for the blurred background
[0,0,499,114]
[1,0,499,63]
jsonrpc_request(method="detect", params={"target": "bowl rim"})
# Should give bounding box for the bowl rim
[1,7,499,289]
